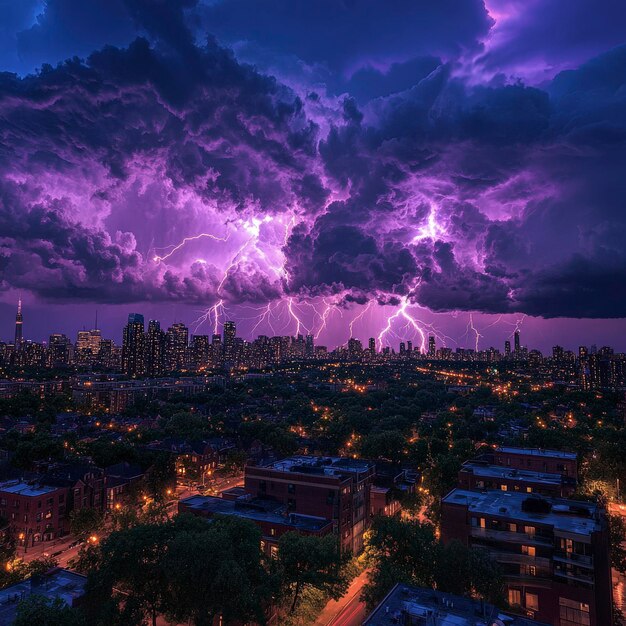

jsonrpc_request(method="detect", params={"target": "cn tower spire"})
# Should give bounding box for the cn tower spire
[15,296,23,350]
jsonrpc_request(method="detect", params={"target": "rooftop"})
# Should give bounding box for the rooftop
[363,583,548,626]
[460,461,564,486]
[0,568,86,624]
[263,455,374,477]
[496,446,577,460]
[443,489,602,536]
[0,480,61,497]
[180,494,333,533]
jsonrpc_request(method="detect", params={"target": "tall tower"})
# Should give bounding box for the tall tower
[122,313,145,378]
[223,321,236,364]
[14,298,23,351]
[514,331,521,355]
[428,335,436,358]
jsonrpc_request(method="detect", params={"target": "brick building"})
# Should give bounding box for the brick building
[494,446,578,478]
[244,455,376,553]
[441,489,613,626]
[458,460,577,498]
[0,480,69,547]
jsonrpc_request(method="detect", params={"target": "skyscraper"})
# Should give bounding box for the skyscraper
[504,340,511,357]
[14,298,23,351]
[428,335,436,358]
[368,338,376,355]
[166,323,189,371]
[146,320,165,376]
[514,331,521,355]
[122,313,145,378]
[223,321,236,364]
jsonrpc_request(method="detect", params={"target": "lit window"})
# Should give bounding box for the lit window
[525,593,539,611]
[508,589,521,606]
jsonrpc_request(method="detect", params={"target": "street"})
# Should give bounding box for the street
[315,569,369,626]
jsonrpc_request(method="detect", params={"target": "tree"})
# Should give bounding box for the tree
[609,513,626,575]
[69,508,103,541]
[85,523,173,626]
[277,532,348,614]
[14,595,85,626]
[165,516,269,626]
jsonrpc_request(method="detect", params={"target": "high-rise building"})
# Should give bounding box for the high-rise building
[165,323,189,371]
[14,298,23,351]
[428,335,436,357]
[347,338,362,357]
[191,335,210,369]
[145,320,165,376]
[505,340,511,357]
[406,340,412,354]
[223,321,236,364]
[122,313,145,378]
[305,334,314,357]
[514,330,521,355]
[48,334,73,367]
[368,337,376,355]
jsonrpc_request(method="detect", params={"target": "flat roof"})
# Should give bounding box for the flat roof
[0,569,86,624]
[180,494,332,532]
[443,489,601,536]
[496,446,577,460]
[461,462,563,486]
[264,455,374,477]
[0,481,60,497]
[363,583,548,626]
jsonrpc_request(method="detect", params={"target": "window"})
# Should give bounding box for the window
[524,525,536,536]
[501,484,508,491]
[270,528,275,537]
[559,598,590,626]
[526,487,533,493]
[270,546,279,559]
[508,523,517,532]
[508,589,521,606]
[288,483,295,494]
[525,593,539,611]
[522,545,536,557]
[479,517,486,529]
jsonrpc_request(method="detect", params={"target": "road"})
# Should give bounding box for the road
[315,569,369,626]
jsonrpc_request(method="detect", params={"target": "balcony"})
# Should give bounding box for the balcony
[553,551,593,568]
[470,526,553,546]
[488,551,551,569]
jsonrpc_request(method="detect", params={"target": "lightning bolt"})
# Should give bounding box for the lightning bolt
[377,295,427,352]
[467,313,482,352]
[348,300,372,339]
[153,231,229,263]
[286,297,310,335]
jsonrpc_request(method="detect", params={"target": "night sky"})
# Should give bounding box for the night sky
[1,0,626,352]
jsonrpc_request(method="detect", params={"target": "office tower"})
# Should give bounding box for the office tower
[368,337,376,355]
[223,321,236,364]
[552,345,564,361]
[406,340,412,354]
[428,335,436,357]
[14,298,23,351]
[579,346,590,390]
[399,342,406,355]
[505,340,511,357]
[210,334,223,368]
[514,330,521,354]
[48,334,73,367]
[347,338,362,357]
[191,335,210,369]
[166,323,189,371]
[76,329,102,365]
[145,320,165,376]
[97,339,116,369]
[305,334,314,357]
[122,313,145,378]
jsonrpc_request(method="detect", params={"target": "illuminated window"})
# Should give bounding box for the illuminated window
[525,593,539,611]
[508,589,521,606]
[522,545,536,557]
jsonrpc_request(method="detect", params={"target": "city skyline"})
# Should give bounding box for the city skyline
[2,298,626,356]
[0,1,625,351]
